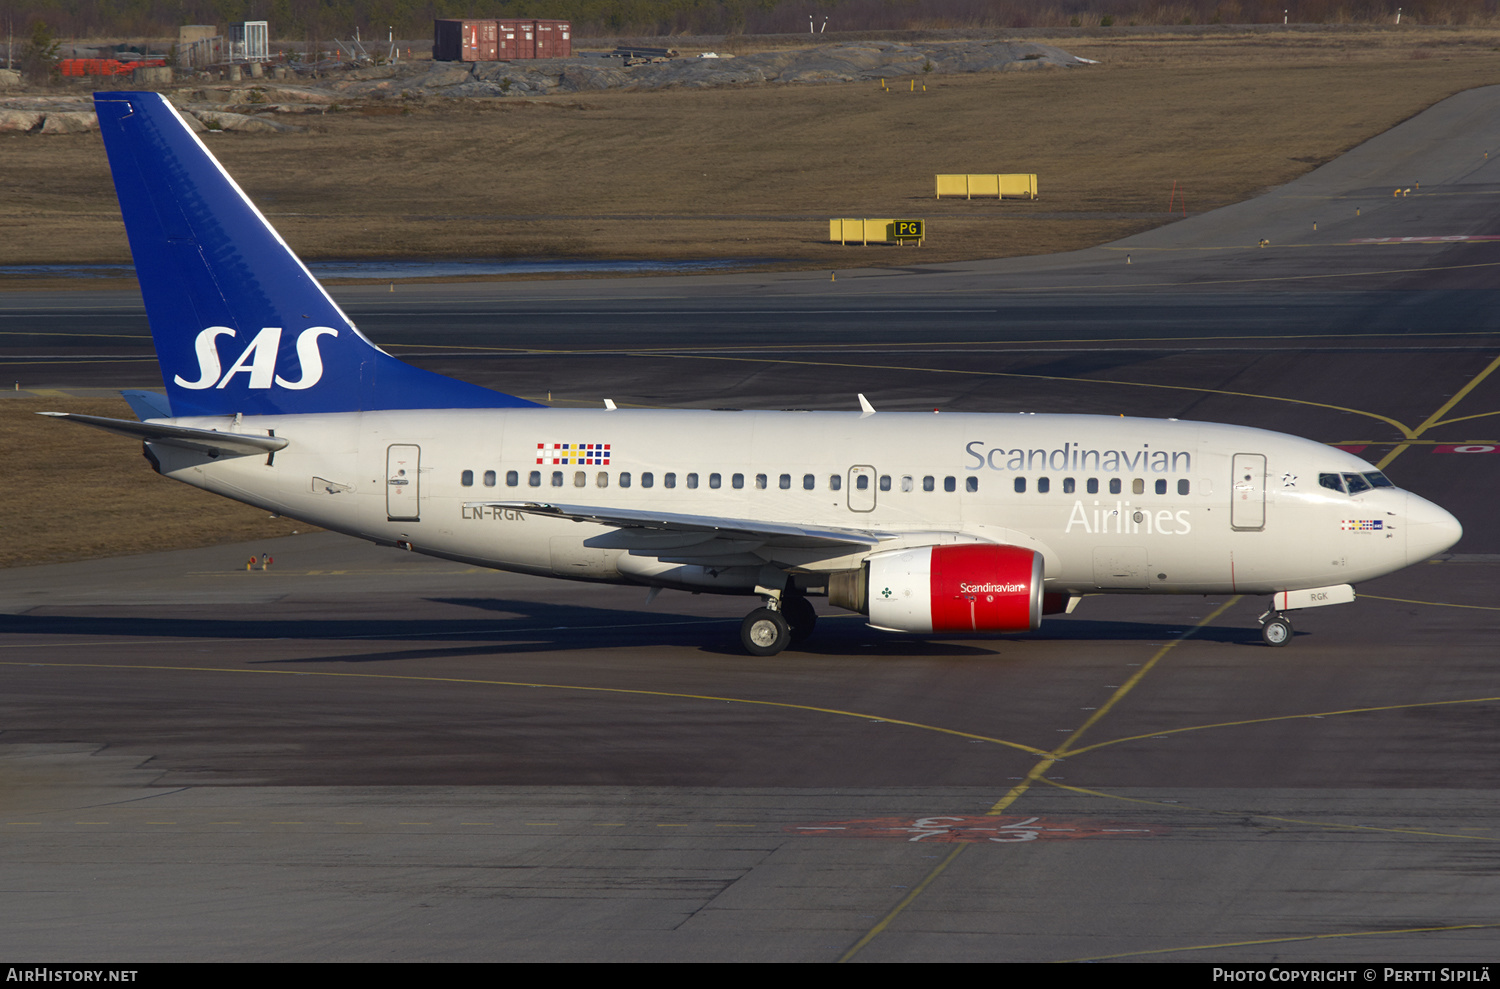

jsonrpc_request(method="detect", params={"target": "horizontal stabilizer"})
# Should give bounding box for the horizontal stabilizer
[40,412,288,456]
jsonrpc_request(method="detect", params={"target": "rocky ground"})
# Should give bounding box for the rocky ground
[392,38,1084,98]
[0,39,1084,134]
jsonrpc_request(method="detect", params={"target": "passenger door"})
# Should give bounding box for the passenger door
[847,465,876,512]
[1231,453,1266,530]
[386,444,421,521]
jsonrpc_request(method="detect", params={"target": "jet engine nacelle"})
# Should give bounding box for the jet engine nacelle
[842,543,1045,633]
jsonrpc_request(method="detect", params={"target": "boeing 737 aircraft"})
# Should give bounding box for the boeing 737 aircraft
[47,92,1462,655]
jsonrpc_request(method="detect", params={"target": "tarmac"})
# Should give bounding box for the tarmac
[1,85,1498,962]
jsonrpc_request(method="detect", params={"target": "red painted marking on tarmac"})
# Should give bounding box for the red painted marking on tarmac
[1333,445,1368,454]
[786,815,1165,842]
[1433,444,1499,453]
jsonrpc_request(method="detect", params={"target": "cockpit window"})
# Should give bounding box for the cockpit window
[1319,473,1346,493]
[1365,471,1395,488]
[1343,473,1372,494]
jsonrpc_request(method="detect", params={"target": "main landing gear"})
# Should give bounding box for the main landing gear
[1258,608,1293,647]
[739,592,817,656]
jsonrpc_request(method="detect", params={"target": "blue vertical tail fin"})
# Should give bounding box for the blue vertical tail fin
[94,91,541,417]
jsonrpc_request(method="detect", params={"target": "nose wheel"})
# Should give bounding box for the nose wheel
[1258,610,1293,647]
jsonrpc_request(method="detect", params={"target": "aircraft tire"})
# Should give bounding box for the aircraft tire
[1261,615,1293,647]
[781,594,818,643]
[741,608,791,656]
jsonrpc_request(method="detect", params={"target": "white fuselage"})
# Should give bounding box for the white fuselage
[144,409,1458,601]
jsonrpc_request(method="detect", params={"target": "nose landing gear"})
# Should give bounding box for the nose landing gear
[1258,608,1293,647]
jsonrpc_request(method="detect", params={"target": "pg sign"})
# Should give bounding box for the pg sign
[893,220,925,244]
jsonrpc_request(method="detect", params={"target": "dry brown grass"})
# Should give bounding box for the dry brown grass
[2,397,311,568]
[5,27,1500,271]
[5,25,1500,566]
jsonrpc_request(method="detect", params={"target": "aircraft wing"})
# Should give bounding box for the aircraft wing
[474,500,888,548]
[39,412,287,456]
[468,500,895,569]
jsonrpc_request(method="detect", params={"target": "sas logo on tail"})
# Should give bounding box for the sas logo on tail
[175,326,339,391]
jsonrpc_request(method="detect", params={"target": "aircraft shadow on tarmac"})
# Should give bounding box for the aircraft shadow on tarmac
[0,600,1268,663]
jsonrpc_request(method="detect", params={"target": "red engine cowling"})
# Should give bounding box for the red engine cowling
[865,543,1044,633]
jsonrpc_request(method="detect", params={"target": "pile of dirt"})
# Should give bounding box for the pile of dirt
[330,39,1085,99]
[0,40,1084,132]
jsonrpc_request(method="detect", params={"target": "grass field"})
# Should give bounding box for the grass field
[6,26,1500,272]
[4,25,1500,567]
[2,398,311,568]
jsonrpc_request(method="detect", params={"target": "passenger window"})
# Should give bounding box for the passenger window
[1037,476,1050,494]
[620,472,632,488]
[461,470,474,487]
[484,470,496,487]
[686,473,698,489]
[944,476,955,493]
[1087,478,1098,494]
[732,473,744,489]
[506,470,518,487]
[901,476,913,492]
[779,474,791,490]
[642,472,654,488]
[528,471,541,487]
[1062,477,1075,494]
[879,475,891,492]
[574,471,586,488]
[597,472,608,488]
[709,473,721,489]
[965,476,978,493]
[551,471,563,487]
[665,473,677,489]
[922,476,935,492]
[1109,478,1121,495]
[803,474,815,490]
[856,475,869,491]
[1155,479,1167,495]
[1014,477,1026,493]
[1178,479,1190,495]
[830,475,842,491]
[1132,478,1145,495]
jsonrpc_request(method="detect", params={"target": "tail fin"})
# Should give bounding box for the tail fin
[94,92,541,417]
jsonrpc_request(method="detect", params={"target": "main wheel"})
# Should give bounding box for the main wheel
[780,594,818,644]
[1261,615,1293,647]
[741,608,791,656]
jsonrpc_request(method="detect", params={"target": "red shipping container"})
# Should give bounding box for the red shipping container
[496,20,531,59]
[533,19,571,58]
[433,19,498,62]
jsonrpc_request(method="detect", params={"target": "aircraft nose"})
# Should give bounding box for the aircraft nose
[1406,492,1463,565]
